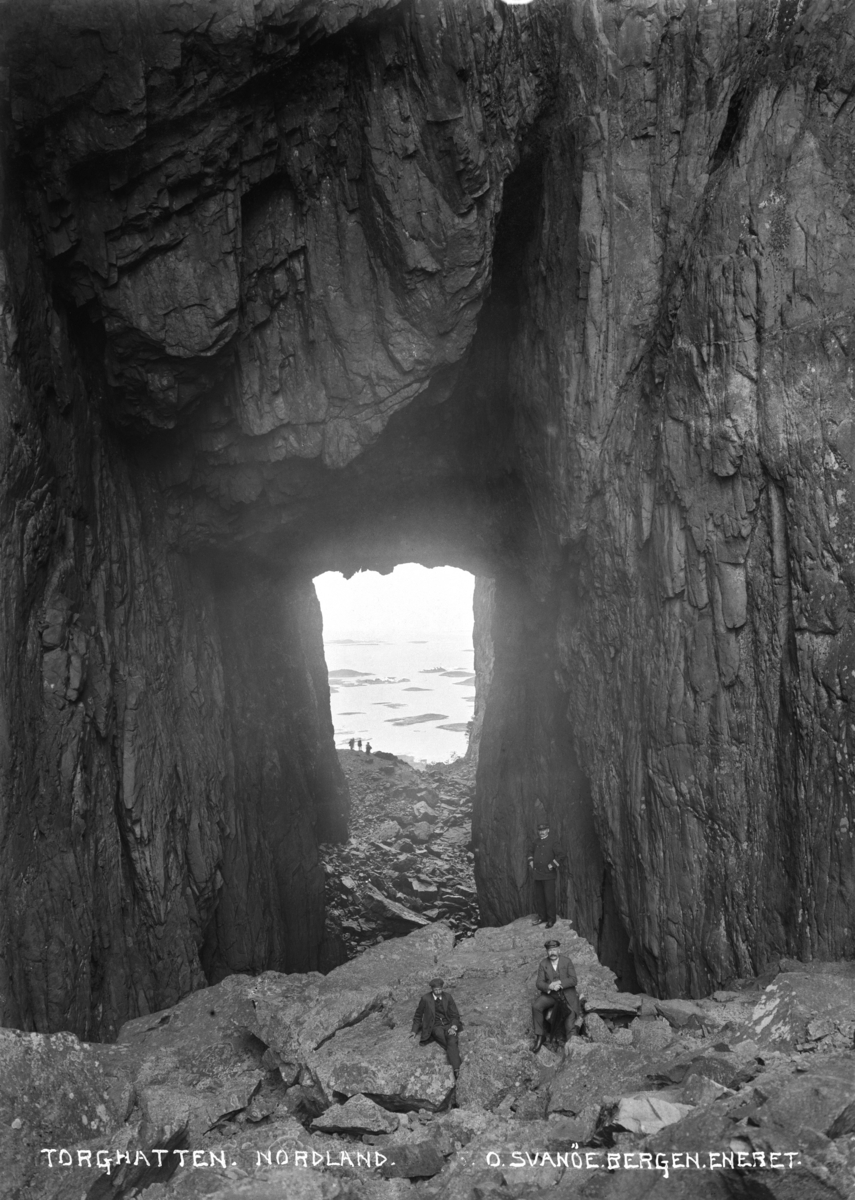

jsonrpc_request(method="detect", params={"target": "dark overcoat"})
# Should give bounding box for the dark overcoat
[411,991,463,1043]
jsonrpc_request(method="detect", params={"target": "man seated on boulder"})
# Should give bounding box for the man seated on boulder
[410,977,463,1076]
[531,939,582,1053]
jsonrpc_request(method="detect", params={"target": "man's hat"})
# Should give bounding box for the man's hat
[429,977,444,989]
[537,822,549,831]
[544,939,560,949]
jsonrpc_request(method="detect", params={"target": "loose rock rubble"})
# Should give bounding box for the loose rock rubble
[320,751,480,959]
[5,919,854,1200]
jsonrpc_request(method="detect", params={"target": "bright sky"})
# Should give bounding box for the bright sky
[314,564,475,641]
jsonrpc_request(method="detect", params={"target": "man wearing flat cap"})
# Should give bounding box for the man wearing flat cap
[531,939,581,1053]
[410,977,463,1075]
[528,821,563,928]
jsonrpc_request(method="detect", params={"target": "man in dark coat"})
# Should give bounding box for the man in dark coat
[528,822,562,927]
[410,976,463,1074]
[531,938,581,1053]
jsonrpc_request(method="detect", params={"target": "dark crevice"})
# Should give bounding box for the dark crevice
[598,867,641,993]
[363,1090,452,1114]
[710,85,749,172]
[311,999,387,1051]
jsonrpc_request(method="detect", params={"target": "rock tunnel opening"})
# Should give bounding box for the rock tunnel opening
[314,564,477,767]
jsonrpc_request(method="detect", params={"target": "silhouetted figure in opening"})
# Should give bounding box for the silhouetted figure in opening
[357,738,362,751]
[348,738,355,751]
[365,741,372,754]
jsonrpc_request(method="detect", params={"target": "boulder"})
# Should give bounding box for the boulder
[0,1028,131,1143]
[312,1094,399,1134]
[827,1100,855,1139]
[453,1028,538,1111]
[233,924,453,1069]
[633,1055,855,1200]
[410,878,440,902]
[204,1167,360,1200]
[409,823,434,844]
[363,886,430,928]
[435,828,470,848]
[379,1141,446,1179]
[655,999,711,1030]
[631,1016,675,1052]
[546,1044,653,1117]
[750,970,855,1049]
[311,1018,455,1111]
[583,989,643,1016]
[136,1070,266,1138]
[612,1093,694,1135]
[583,1013,613,1043]
[681,1072,730,1106]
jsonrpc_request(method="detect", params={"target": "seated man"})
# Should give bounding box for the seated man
[410,976,463,1076]
[531,939,581,1053]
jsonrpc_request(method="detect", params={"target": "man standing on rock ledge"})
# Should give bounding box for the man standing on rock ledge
[410,977,463,1076]
[528,822,562,927]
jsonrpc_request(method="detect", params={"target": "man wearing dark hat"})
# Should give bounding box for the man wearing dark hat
[410,977,463,1075]
[528,822,562,928]
[531,938,581,1053]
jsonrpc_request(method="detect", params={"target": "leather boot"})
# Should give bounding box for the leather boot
[532,1035,544,1053]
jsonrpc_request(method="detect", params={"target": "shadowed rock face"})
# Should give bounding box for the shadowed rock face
[2,0,855,1034]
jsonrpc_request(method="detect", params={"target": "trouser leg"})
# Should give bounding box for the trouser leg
[563,987,582,1037]
[534,880,547,921]
[542,877,556,921]
[430,1026,461,1071]
[532,995,555,1035]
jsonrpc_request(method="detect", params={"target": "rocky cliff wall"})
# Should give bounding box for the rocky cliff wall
[2,0,855,1033]
[0,0,549,1035]
[503,0,855,995]
[0,180,347,1036]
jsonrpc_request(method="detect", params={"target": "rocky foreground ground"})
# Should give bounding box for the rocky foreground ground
[3,915,854,1200]
[321,752,479,960]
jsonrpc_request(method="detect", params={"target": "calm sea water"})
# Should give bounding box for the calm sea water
[324,633,475,765]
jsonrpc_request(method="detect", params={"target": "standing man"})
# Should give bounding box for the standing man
[531,939,581,1053]
[528,821,562,927]
[410,977,463,1076]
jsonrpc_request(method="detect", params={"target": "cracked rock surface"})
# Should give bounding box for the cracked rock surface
[3,920,854,1200]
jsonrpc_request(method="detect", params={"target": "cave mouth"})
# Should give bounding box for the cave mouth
[314,564,477,768]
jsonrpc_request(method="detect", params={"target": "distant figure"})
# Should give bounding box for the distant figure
[531,939,581,1054]
[365,741,372,754]
[348,738,355,751]
[357,738,362,751]
[410,977,463,1077]
[528,821,562,928]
